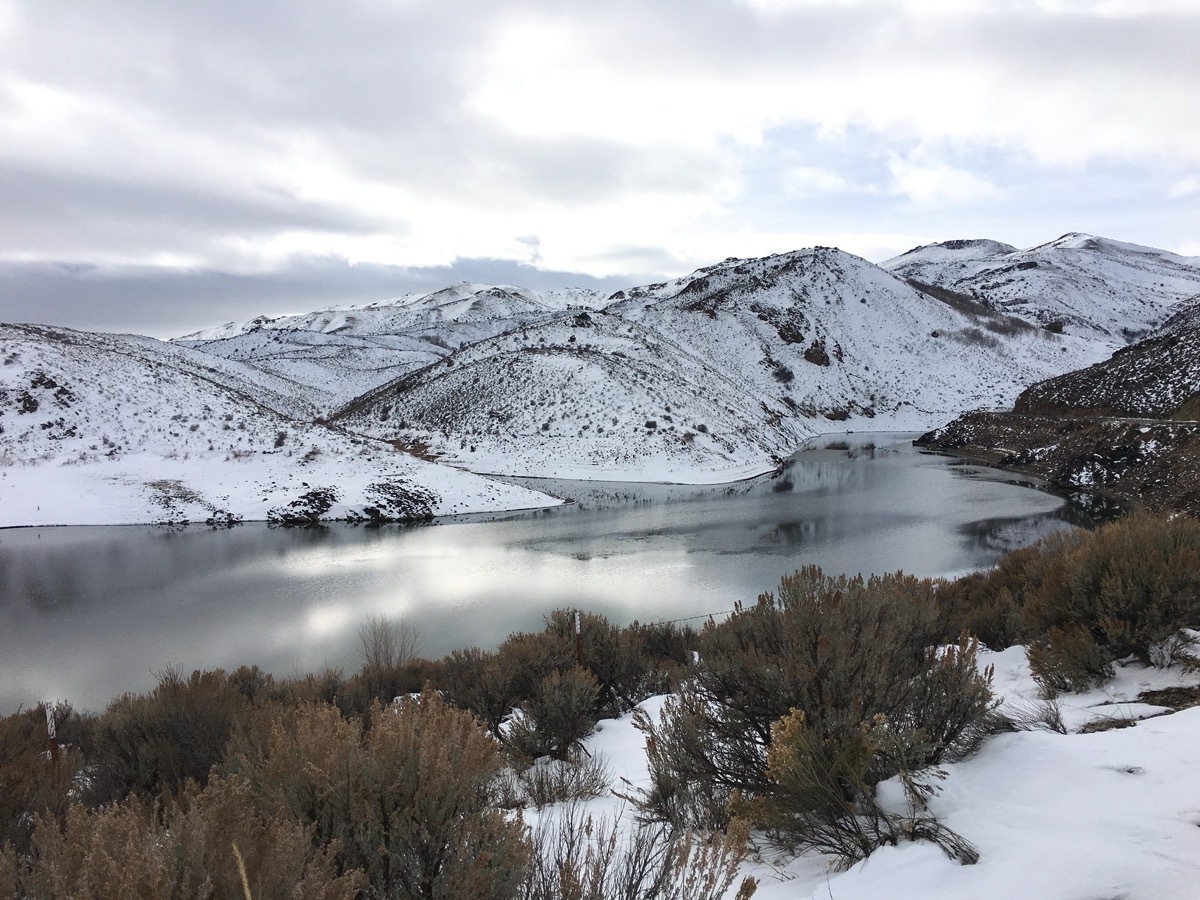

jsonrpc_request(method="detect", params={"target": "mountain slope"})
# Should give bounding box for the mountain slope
[175,328,446,411]
[0,323,556,525]
[331,247,1113,481]
[7,232,1192,521]
[883,233,1200,345]
[614,246,1098,423]
[332,311,802,481]
[918,295,1200,517]
[176,284,608,411]
[1014,295,1200,420]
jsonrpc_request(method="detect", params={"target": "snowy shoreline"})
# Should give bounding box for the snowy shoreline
[0,427,932,528]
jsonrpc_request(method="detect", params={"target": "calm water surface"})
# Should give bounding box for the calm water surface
[0,434,1079,712]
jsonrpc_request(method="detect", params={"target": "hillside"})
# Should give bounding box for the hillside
[332,247,1111,481]
[176,283,607,410]
[918,297,1200,517]
[883,233,1200,345]
[1015,295,1200,420]
[0,323,557,526]
[5,233,1200,524]
[333,310,801,481]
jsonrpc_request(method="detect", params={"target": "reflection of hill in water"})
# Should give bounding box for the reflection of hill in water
[497,434,891,512]
[957,515,1074,557]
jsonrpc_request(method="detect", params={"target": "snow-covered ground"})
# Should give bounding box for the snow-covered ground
[0,322,559,526]
[0,449,558,527]
[568,648,1200,899]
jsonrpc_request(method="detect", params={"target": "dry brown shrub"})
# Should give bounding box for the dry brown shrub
[337,656,444,717]
[1021,512,1200,691]
[637,566,994,857]
[522,803,757,900]
[439,646,514,736]
[506,667,600,761]
[232,693,530,899]
[87,667,250,805]
[165,775,363,900]
[933,541,1065,650]
[12,776,363,900]
[0,843,19,900]
[22,800,173,900]
[0,704,86,854]
[273,667,345,706]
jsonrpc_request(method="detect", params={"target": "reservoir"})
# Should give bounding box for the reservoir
[0,434,1081,713]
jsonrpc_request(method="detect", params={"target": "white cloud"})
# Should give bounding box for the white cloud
[782,165,856,195]
[1168,176,1200,199]
[888,155,1001,206]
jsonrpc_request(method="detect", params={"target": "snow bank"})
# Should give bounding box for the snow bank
[563,647,1200,900]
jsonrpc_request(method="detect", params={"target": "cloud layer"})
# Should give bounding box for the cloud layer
[1,0,1198,334]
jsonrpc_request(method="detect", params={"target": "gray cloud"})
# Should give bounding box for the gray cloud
[1,0,1197,331]
[0,256,636,338]
[0,161,383,255]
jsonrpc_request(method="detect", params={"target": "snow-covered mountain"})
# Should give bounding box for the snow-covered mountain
[332,247,1115,481]
[883,233,1200,345]
[334,310,800,482]
[176,283,608,409]
[0,323,557,526]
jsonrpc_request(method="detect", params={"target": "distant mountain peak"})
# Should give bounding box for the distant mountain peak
[881,232,1200,345]
[883,238,1017,267]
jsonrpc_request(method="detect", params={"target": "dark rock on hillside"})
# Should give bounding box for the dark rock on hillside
[1015,297,1200,420]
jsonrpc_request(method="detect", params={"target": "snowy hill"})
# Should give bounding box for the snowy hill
[177,283,606,342]
[1015,294,1200,420]
[883,232,1200,345]
[918,293,1200,517]
[615,246,1093,423]
[331,247,1113,481]
[0,323,556,526]
[333,310,803,481]
[173,328,447,412]
[176,283,609,411]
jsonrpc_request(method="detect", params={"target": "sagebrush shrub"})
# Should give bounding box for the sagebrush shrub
[273,666,345,707]
[540,610,689,713]
[521,803,757,900]
[439,646,515,736]
[11,776,362,900]
[499,750,611,809]
[506,667,600,761]
[739,709,977,869]
[230,693,530,900]
[440,612,692,740]
[637,567,994,858]
[1020,512,1200,691]
[87,667,250,805]
[337,656,444,717]
[0,703,88,853]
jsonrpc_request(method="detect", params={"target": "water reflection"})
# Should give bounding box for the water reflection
[0,434,1087,713]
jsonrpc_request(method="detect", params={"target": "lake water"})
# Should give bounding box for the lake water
[0,434,1082,713]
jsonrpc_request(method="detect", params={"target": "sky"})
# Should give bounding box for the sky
[1,0,1198,337]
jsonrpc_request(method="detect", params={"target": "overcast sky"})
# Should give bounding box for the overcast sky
[2,0,1198,337]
